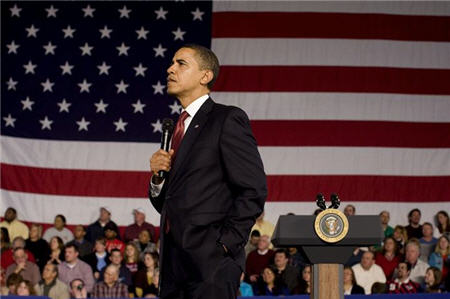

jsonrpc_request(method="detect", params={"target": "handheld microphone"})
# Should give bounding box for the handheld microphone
[158,118,174,179]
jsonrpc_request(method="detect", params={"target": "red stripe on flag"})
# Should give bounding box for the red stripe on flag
[250,121,450,147]
[2,164,449,203]
[212,12,450,41]
[214,66,450,95]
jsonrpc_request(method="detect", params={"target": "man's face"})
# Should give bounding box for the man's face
[70,279,85,296]
[405,244,419,264]
[361,252,374,270]
[397,263,409,279]
[380,212,390,225]
[110,251,122,265]
[257,236,269,251]
[54,217,64,230]
[274,252,288,268]
[14,249,27,264]
[344,205,355,216]
[4,209,16,222]
[105,229,116,240]
[100,208,110,222]
[74,226,85,239]
[104,267,118,285]
[42,264,57,281]
[134,211,145,224]
[250,235,260,246]
[167,48,207,98]
[139,230,150,244]
[422,224,433,237]
[65,247,78,263]
[410,211,421,225]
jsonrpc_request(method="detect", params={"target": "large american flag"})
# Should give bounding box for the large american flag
[2,1,450,233]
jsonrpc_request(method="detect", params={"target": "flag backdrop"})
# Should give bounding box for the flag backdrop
[2,1,450,234]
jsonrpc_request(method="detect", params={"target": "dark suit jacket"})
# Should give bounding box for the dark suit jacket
[149,98,267,282]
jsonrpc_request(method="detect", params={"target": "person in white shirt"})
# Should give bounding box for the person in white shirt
[352,251,386,294]
[404,239,429,284]
[43,215,74,244]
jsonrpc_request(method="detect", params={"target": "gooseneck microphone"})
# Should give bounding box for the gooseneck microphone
[158,118,174,179]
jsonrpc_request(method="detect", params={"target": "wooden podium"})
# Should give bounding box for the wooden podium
[272,214,382,299]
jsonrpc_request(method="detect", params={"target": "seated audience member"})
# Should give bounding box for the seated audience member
[6,273,22,295]
[124,208,156,243]
[134,229,156,261]
[58,244,95,293]
[86,207,119,244]
[26,224,50,271]
[245,230,260,257]
[85,237,110,280]
[343,204,356,217]
[380,211,394,237]
[124,242,141,276]
[393,225,409,255]
[352,250,386,294]
[92,264,128,298]
[43,215,74,244]
[296,264,311,294]
[1,267,9,295]
[406,208,423,240]
[423,266,443,293]
[16,279,37,296]
[273,249,299,293]
[239,272,254,297]
[104,222,125,254]
[245,235,275,284]
[0,208,29,241]
[66,225,92,259]
[251,211,275,238]
[34,263,70,299]
[420,222,438,262]
[135,252,159,297]
[435,210,450,238]
[48,236,65,265]
[343,266,364,294]
[6,247,41,285]
[99,249,132,287]
[371,282,387,294]
[404,239,429,284]
[375,236,402,280]
[387,262,420,293]
[1,237,36,269]
[69,279,87,299]
[257,266,290,296]
[1,227,11,252]
[429,235,450,280]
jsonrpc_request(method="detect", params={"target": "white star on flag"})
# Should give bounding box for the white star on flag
[113,118,127,132]
[116,43,130,56]
[41,78,54,92]
[23,61,37,74]
[62,25,76,38]
[76,117,90,131]
[40,116,53,130]
[80,42,93,56]
[132,99,146,113]
[10,4,21,17]
[6,77,18,90]
[46,5,58,18]
[169,100,182,115]
[151,119,162,133]
[136,27,149,40]
[155,7,168,20]
[25,25,40,38]
[152,81,165,95]
[57,99,71,113]
[94,99,109,113]
[133,63,147,77]
[115,80,129,94]
[43,42,57,55]
[3,114,16,127]
[153,44,166,58]
[97,62,111,75]
[78,79,92,93]
[21,97,34,111]
[172,27,186,41]
[191,8,204,21]
[7,41,20,54]
[60,61,74,75]
[99,26,113,39]
[118,6,131,18]
[82,5,95,18]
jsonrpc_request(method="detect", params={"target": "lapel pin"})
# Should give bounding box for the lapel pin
[194,124,199,128]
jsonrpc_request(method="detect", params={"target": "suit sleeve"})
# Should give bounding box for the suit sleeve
[218,108,267,257]
[148,175,168,214]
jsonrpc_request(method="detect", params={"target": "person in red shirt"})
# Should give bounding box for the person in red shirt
[1,237,36,269]
[245,235,274,284]
[104,223,125,254]
[375,236,403,280]
[387,262,421,294]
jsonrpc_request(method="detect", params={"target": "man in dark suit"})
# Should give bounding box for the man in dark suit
[149,44,267,299]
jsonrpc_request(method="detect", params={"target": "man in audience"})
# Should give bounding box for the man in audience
[251,211,275,238]
[406,209,423,239]
[380,211,394,237]
[344,204,356,217]
[99,249,132,287]
[0,208,29,241]
[58,244,94,293]
[352,251,386,294]
[1,237,36,269]
[245,230,260,257]
[34,263,70,299]
[5,247,41,286]
[69,279,87,299]
[419,222,438,262]
[66,225,92,259]
[43,215,74,244]
[404,239,429,284]
[246,235,274,284]
[92,264,128,298]
[387,262,420,293]
[273,249,300,293]
[86,207,119,244]
[104,223,125,254]
[123,208,156,243]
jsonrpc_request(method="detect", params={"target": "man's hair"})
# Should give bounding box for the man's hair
[423,222,433,229]
[181,44,220,90]
[13,247,25,255]
[6,273,23,287]
[400,261,412,272]
[110,248,122,256]
[408,208,421,218]
[46,263,59,276]
[274,248,290,259]
[70,278,85,289]
[55,214,67,224]
[65,243,79,253]
[250,230,261,238]
[6,207,17,214]
[406,238,421,251]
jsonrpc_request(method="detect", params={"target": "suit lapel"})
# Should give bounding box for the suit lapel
[169,98,214,183]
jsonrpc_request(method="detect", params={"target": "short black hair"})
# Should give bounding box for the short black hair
[181,44,220,90]
[251,230,261,237]
[408,208,421,218]
[55,214,66,224]
[274,248,290,259]
[65,243,79,253]
[400,261,412,272]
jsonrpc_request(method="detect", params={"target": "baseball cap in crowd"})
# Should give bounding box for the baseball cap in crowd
[100,206,111,214]
[133,207,145,215]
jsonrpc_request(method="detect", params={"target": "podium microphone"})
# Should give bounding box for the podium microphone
[158,118,174,179]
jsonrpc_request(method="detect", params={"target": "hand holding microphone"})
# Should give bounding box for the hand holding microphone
[150,118,174,183]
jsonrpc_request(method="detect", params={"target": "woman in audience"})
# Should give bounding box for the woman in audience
[296,264,311,294]
[26,224,50,271]
[343,266,365,294]
[85,236,110,280]
[429,235,450,281]
[258,266,290,296]
[435,211,450,238]
[16,280,36,296]
[134,252,159,297]
[47,236,65,265]
[423,266,443,293]
[135,229,157,261]
[375,237,402,280]
[43,214,74,244]
[124,242,141,276]
[6,273,22,295]
[393,225,408,255]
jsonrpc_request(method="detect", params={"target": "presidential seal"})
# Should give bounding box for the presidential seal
[314,208,349,243]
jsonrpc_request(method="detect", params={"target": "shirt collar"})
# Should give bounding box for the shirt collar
[183,94,209,118]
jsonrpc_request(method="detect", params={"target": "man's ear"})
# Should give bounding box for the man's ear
[200,70,213,86]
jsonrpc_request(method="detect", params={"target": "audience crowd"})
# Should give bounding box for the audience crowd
[1,205,449,298]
